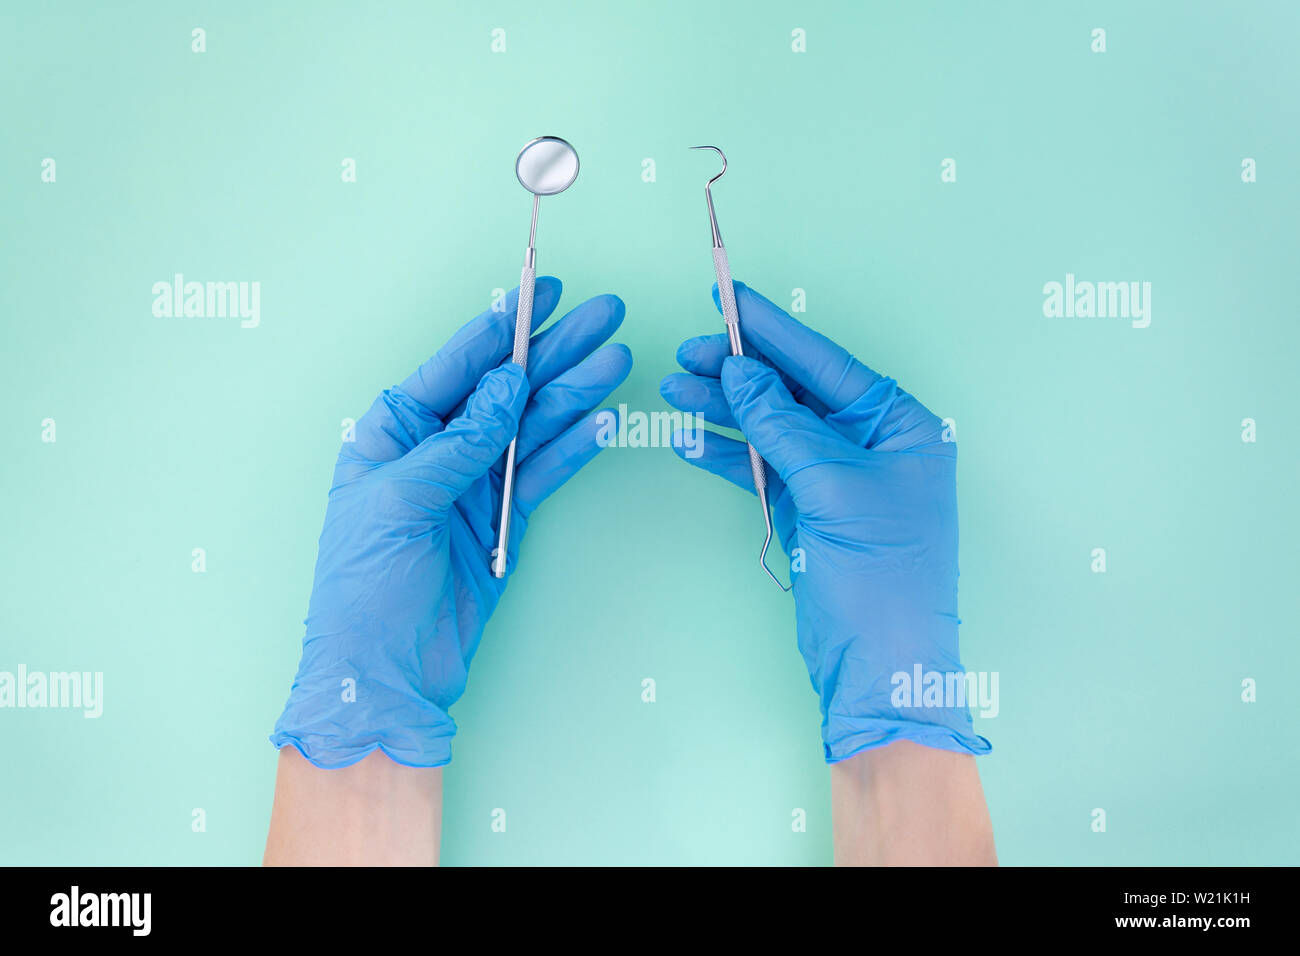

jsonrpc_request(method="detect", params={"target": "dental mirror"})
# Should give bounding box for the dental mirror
[515,135,580,196]
[492,136,580,578]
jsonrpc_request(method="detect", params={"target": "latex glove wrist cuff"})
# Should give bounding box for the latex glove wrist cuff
[270,669,457,770]
[824,720,992,764]
[808,618,991,763]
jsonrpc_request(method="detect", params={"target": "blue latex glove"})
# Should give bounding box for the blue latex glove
[272,278,632,768]
[660,282,989,761]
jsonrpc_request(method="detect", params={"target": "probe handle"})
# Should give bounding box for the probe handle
[713,245,742,353]
[712,244,789,591]
[711,245,768,497]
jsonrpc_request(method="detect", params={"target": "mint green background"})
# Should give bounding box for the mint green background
[2,1,1296,865]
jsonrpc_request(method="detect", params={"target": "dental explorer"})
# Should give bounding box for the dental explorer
[492,136,580,578]
[690,145,790,592]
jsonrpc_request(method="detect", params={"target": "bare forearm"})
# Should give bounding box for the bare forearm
[263,749,442,866]
[831,740,996,866]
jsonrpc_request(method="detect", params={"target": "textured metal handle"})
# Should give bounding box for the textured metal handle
[713,245,743,352]
[711,245,766,495]
[748,442,767,493]
[513,261,535,368]
[492,257,536,578]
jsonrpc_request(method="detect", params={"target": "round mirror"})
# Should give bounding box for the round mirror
[516,136,580,196]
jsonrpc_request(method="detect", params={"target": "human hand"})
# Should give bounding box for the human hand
[660,282,989,761]
[271,278,631,768]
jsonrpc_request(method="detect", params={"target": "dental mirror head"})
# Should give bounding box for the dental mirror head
[516,136,580,196]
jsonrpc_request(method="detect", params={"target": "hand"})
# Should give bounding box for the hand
[271,278,631,768]
[660,282,989,761]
